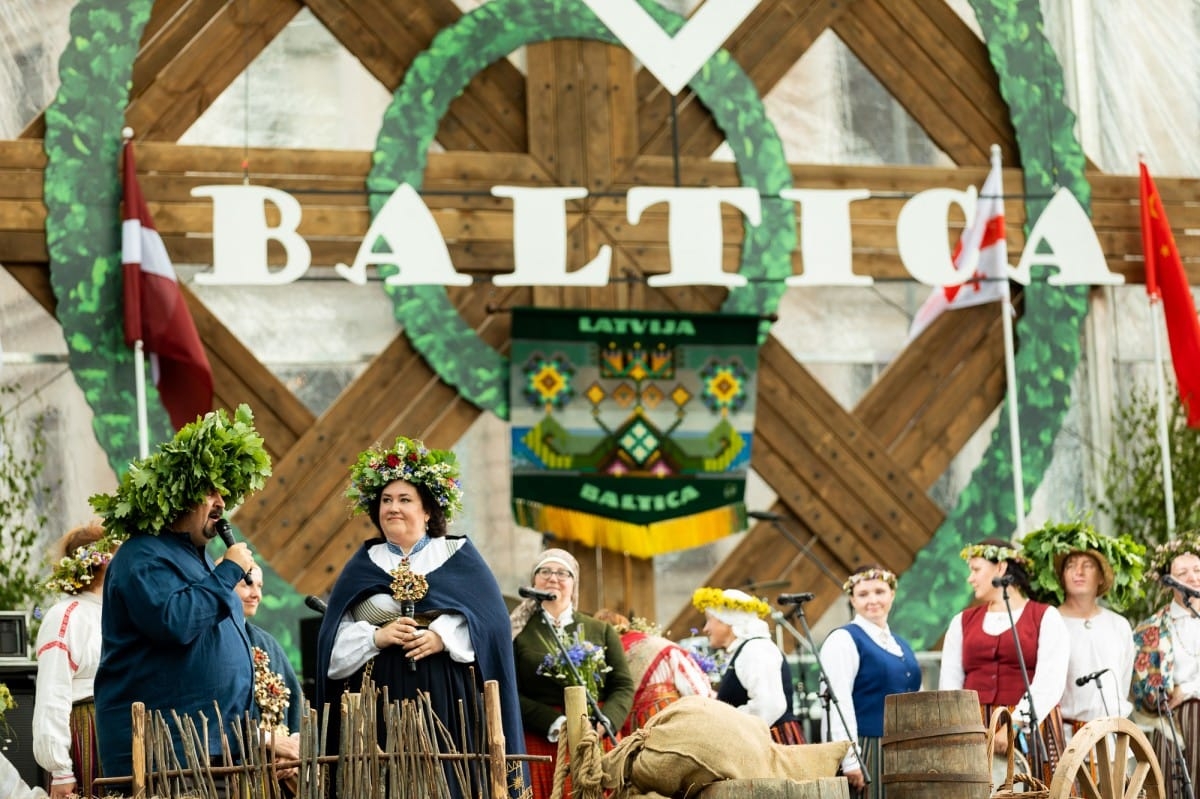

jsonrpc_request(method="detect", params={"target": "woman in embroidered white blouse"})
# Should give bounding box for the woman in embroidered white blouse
[34,522,116,799]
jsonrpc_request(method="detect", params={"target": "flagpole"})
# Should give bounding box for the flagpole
[134,339,150,459]
[992,144,1026,537]
[1149,297,1178,537]
[124,127,150,460]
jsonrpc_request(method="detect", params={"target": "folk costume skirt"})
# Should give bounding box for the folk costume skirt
[66,699,101,798]
[1151,697,1200,799]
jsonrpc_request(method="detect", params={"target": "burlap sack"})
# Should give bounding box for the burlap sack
[602,696,849,797]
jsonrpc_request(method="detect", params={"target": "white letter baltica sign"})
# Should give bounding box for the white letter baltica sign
[190,181,1121,290]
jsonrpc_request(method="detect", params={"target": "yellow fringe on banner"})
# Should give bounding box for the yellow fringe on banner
[511,500,746,558]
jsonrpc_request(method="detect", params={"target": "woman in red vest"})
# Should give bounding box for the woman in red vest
[938,537,1070,782]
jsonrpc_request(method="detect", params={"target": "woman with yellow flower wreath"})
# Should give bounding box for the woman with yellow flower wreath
[693,587,805,744]
[938,538,1069,783]
[818,565,921,799]
[34,521,118,799]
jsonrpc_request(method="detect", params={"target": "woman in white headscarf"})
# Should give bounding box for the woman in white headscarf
[693,587,806,744]
[511,548,634,799]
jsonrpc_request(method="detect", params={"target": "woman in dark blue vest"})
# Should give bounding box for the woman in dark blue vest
[820,565,922,799]
[693,587,805,744]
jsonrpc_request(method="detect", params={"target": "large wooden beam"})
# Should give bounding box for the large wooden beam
[665,302,1007,636]
[637,0,851,157]
[833,0,1018,165]
[305,0,529,152]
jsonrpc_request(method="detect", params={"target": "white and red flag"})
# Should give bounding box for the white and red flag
[909,160,1010,339]
[122,139,213,431]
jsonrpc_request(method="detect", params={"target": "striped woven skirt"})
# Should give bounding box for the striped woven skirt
[1150,697,1200,799]
[849,735,882,799]
[66,700,101,797]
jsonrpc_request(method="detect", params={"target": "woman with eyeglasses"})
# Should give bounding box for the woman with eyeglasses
[1133,531,1200,793]
[510,549,634,799]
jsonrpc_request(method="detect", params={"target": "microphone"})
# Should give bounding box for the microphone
[518,586,558,602]
[748,511,783,522]
[1162,574,1200,599]
[304,595,328,616]
[778,592,816,604]
[214,518,253,585]
[1075,668,1109,687]
[991,574,1017,588]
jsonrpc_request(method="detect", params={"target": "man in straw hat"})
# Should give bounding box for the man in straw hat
[1054,545,1134,728]
[90,405,284,782]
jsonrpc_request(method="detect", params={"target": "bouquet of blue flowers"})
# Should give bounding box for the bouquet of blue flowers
[537,630,612,692]
[682,631,726,686]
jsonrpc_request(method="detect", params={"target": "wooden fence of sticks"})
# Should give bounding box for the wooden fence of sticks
[91,679,537,799]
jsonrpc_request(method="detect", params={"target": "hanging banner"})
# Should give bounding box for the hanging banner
[510,307,761,557]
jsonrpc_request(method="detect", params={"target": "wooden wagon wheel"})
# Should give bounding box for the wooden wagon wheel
[1047,717,1165,799]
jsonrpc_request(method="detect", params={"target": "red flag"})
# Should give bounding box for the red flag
[122,140,213,430]
[909,158,1010,339]
[1140,162,1200,428]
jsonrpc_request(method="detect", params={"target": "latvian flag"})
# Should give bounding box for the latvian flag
[909,158,1010,339]
[122,139,213,430]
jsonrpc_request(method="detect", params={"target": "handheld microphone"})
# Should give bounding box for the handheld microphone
[748,511,783,522]
[304,595,328,616]
[1075,668,1109,687]
[214,519,253,586]
[518,586,558,602]
[991,574,1017,588]
[778,592,816,604]
[1162,574,1200,599]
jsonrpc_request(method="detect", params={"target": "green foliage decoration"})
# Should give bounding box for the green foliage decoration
[1091,380,1200,623]
[890,0,1093,649]
[42,0,172,474]
[89,405,272,541]
[372,0,795,418]
[1018,518,1146,612]
[0,386,55,615]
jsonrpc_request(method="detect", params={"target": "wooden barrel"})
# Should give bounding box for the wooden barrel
[881,690,991,799]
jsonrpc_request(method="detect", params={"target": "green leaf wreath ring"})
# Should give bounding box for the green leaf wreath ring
[370,0,796,419]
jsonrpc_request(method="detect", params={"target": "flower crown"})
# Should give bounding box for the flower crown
[960,542,1029,566]
[1148,532,1200,578]
[691,587,771,619]
[45,536,120,595]
[843,568,897,595]
[346,436,464,521]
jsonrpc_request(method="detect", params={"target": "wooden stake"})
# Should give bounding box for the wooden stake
[484,680,507,799]
[131,702,146,799]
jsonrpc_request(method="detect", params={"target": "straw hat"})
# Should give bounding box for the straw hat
[1054,548,1115,597]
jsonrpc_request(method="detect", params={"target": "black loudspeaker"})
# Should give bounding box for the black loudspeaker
[0,664,45,790]
[299,617,321,707]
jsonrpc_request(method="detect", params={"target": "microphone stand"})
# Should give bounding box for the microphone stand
[997,582,1047,780]
[776,601,870,791]
[1158,686,1195,799]
[543,626,618,745]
